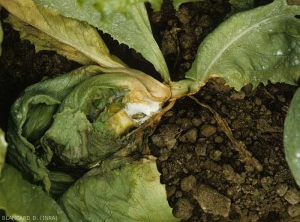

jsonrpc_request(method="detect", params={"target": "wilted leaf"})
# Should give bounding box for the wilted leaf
[59,157,179,222]
[6,66,100,190]
[0,164,69,222]
[0,0,125,68]
[31,0,171,82]
[40,70,167,167]
[7,64,171,192]
[186,0,300,90]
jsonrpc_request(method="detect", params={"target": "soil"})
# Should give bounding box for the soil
[1,0,300,222]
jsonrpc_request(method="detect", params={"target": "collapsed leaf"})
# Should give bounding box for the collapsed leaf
[0,164,69,222]
[59,156,179,222]
[6,66,101,190]
[6,65,171,193]
[186,0,300,90]
[40,70,167,168]
[31,0,170,82]
[0,0,125,68]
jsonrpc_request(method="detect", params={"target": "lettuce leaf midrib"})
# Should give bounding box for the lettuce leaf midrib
[203,7,284,78]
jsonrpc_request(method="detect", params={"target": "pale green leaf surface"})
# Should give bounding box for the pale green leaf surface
[0,128,7,176]
[7,66,100,190]
[0,164,69,222]
[173,0,205,11]
[77,0,163,20]
[59,157,179,222]
[186,0,300,91]
[32,0,170,82]
[283,89,300,186]
[284,88,300,187]
[0,0,125,68]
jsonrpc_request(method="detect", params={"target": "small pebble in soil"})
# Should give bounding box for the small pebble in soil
[179,128,198,143]
[285,188,300,205]
[152,134,177,149]
[192,184,231,217]
[276,183,288,197]
[230,91,245,100]
[180,118,193,130]
[260,176,274,190]
[180,175,197,192]
[288,205,300,217]
[166,185,176,197]
[214,135,224,143]
[195,143,207,156]
[173,197,194,220]
[200,124,217,137]
[191,117,202,127]
[210,150,222,161]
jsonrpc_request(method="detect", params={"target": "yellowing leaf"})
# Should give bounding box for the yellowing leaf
[0,0,125,68]
[32,0,171,82]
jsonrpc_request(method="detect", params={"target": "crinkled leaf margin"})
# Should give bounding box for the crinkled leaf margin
[186,0,300,90]
[0,0,125,68]
[32,0,170,82]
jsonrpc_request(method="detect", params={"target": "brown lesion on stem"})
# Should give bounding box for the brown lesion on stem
[189,95,263,172]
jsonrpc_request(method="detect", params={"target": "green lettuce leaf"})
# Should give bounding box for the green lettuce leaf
[6,66,100,190]
[59,156,179,222]
[77,0,163,20]
[0,128,7,175]
[0,0,125,68]
[284,88,300,187]
[186,0,300,90]
[31,0,170,82]
[0,164,69,222]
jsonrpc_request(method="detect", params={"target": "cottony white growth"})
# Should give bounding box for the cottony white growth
[124,98,161,124]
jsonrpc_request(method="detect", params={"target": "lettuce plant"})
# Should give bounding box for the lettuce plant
[0,0,300,221]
